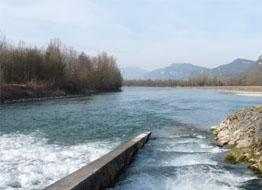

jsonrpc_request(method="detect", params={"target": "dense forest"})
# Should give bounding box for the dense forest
[0,36,122,102]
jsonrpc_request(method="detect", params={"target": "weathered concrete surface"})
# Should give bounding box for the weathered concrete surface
[44,132,151,190]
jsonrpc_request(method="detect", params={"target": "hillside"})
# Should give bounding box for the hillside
[121,58,256,80]
[210,58,256,76]
[143,63,209,80]
[227,55,262,85]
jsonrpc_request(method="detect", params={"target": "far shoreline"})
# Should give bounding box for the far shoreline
[2,85,261,104]
[123,85,262,97]
[0,84,122,104]
[195,86,262,97]
[1,90,122,104]
[196,85,262,92]
[124,85,262,93]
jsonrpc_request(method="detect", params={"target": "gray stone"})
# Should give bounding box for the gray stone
[212,106,262,173]
[44,132,151,190]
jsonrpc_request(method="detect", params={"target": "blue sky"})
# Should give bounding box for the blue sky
[0,0,261,70]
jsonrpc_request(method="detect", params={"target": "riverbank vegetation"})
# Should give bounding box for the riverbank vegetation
[0,36,122,102]
[124,75,223,87]
[124,72,262,87]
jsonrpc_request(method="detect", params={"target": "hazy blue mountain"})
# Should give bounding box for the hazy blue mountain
[120,66,148,80]
[143,63,209,80]
[210,58,256,76]
[121,58,256,80]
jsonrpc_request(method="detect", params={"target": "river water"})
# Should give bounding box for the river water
[0,87,261,190]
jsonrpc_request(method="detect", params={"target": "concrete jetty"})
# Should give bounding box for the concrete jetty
[44,132,151,190]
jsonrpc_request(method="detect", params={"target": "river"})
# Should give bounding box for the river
[0,87,261,190]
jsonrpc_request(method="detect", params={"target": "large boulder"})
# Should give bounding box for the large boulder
[212,106,262,174]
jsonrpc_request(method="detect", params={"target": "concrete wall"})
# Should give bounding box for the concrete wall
[44,132,151,190]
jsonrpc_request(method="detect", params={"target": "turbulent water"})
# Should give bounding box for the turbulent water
[0,87,262,190]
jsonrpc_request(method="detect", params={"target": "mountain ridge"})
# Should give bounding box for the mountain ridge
[121,58,256,80]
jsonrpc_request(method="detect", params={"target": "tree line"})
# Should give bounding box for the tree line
[124,56,262,87]
[124,75,224,87]
[124,69,262,87]
[0,37,122,93]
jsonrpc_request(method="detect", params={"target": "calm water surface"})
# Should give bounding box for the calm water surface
[0,87,262,190]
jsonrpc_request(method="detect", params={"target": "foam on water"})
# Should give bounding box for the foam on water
[114,168,257,190]
[0,133,118,190]
[1,88,262,190]
[167,165,257,190]
[162,153,217,166]
[151,138,223,154]
[113,129,258,190]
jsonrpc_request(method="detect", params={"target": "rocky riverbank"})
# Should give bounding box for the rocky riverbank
[212,106,262,174]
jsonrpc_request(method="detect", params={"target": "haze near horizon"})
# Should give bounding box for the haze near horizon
[0,0,261,70]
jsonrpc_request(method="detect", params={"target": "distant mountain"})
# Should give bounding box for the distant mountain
[120,66,147,80]
[121,58,256,80]
[229,56,262,85]
[210,58,256,76]
[143,63,209,80]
